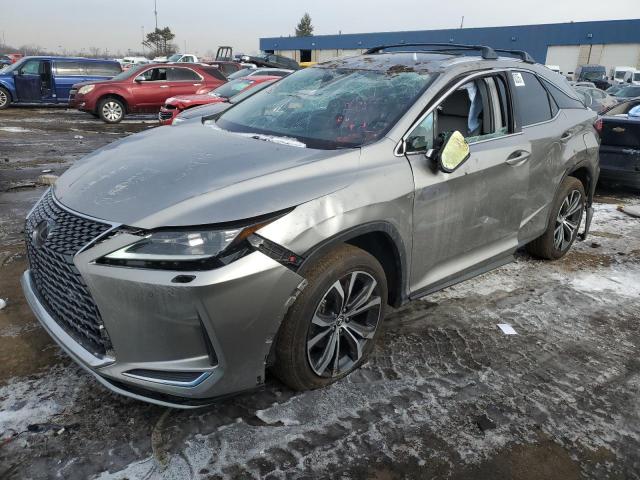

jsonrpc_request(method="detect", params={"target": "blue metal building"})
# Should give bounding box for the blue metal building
[260,19,640,75]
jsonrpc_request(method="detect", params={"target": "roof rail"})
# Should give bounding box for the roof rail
[493,49,535,63]
[364,43,498,60]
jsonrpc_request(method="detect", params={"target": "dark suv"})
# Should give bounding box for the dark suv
[22,44,599,407]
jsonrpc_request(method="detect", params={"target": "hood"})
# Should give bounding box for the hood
[167,94,224,109]
[71,79,113,89]
[54,122,360,228]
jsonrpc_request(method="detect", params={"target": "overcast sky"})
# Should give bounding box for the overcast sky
[1,0,638,56]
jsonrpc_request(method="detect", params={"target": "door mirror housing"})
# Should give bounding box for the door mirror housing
[134,75,145,83]
[437,131,470,173]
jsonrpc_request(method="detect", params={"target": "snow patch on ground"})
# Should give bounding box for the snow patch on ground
[0,126,35,133]
[572,267,640,297]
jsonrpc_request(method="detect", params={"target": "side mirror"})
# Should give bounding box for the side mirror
[134,75,145,83]
[437,131,470,173]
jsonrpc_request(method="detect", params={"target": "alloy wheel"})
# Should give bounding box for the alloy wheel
[0,90,7,108]
[102,101,123,122]
[306,270,382,378]
[554,189,583,251]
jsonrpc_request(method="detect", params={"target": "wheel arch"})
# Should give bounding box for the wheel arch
[299,222,408,308]
[0,81,15,101]
[96,92,129,114]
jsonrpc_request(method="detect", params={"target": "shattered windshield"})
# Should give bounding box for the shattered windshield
[216,67,436,149]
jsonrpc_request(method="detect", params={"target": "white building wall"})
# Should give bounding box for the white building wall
[547,43,640,78]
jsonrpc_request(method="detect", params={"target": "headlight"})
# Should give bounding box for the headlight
[96,212,291,270]
[78,85,95,95]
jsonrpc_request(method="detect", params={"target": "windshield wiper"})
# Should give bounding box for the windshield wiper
[241,133,306,148]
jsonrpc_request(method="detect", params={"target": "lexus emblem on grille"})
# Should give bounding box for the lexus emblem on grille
[32,219,56,248]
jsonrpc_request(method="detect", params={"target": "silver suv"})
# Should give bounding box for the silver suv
[22,44,599,407]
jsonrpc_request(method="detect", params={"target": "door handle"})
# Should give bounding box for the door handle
[506,150,530,166]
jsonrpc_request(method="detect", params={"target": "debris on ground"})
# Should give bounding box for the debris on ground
[0,298,6,310]
[475,414,497,432]
[36,174,58,186]
[618,204,640,218]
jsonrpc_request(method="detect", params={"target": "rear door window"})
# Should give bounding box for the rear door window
[167,67,201,81]
[511,71,554,126]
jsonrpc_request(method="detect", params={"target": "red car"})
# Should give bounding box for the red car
[69,63,227,123]
[158,75,279,125]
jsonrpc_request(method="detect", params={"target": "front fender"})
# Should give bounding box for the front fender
[0,77,16,100]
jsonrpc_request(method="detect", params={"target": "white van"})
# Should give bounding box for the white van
[612,66,635,84]
[622,69,640,86]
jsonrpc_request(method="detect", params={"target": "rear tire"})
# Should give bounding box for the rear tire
[526,176,585,260]
[98,97,125,123]
[272,244,388,391]
[0,87,11,109]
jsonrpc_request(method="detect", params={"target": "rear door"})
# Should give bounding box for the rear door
[14,59,42,102]
[509,70,570,242]
[406,72,531,295]
[166,67,203,96]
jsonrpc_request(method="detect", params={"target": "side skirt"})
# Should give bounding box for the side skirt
[408,254,514,301]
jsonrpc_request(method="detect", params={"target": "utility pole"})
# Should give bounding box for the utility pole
[460,16,464,29]
[141,26,145,56]
[154,0,158,31]
[184,40,187,53]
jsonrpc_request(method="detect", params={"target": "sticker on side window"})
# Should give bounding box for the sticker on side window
[512,72,526,87]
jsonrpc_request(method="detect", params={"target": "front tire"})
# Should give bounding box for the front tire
[272,244,388,391]
[98,97,125,123]
[0,87,11,109]
[526,176,585,260]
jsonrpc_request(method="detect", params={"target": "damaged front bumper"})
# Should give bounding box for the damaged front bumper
[22,248,304,408]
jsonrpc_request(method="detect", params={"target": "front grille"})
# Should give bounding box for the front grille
[159,110,174,121]
[25,190,113,357]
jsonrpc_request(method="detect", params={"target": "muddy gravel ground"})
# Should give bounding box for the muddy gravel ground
[0,107,639,480]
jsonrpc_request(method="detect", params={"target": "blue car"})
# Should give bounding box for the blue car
[0,56,122,109]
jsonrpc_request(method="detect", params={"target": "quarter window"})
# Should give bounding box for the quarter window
[86,62,121,77]
[406,113,434,152]
[512,71,554,126]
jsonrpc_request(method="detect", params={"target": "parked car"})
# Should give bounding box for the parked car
[606,84,625,95]
[22,44,599,407]
[152,56,168,62]
[69,63,227,123]
[574,86,618,113]
[596,99,640,189]
[241,53,299,70]
[226,67,292,80]
[172,78,279,125]
[574,64,609,90]
[165,53,199,63]
[569,81,596,88]
[0,56,12,69]
[0,56,122,109]
[159,75,280,125]
[611,66,635,84]
[622,69,640,86]
[205,61,243,77]
[121,56,150,69]
[611,85,640,102]
[5,53,23,63]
